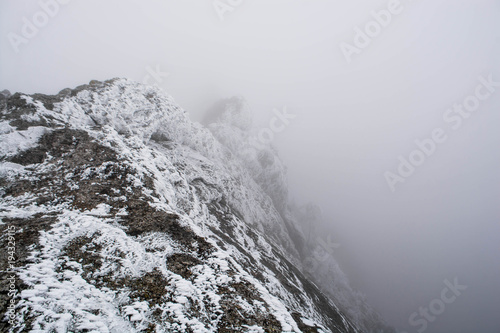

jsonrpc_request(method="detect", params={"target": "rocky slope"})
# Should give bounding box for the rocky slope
[0,79,387,332]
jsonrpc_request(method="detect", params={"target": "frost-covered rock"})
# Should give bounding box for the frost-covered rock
[204,96,395,333]
[0,79,383,332]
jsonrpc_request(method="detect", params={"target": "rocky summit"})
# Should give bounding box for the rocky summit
[0,79,392,332]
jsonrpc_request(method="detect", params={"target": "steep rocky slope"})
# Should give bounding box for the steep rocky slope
[203,97,394,333]
[0,79,384,332]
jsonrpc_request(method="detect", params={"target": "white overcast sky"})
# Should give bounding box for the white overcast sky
[1,1,499,332]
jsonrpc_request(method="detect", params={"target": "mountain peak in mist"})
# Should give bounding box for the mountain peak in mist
[0,79,392,332]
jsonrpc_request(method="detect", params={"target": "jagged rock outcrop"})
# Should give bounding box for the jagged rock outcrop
[203,96,395,333]
[0,79,384,332]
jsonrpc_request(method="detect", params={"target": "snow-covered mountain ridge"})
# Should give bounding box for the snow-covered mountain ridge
[0,79,389,332]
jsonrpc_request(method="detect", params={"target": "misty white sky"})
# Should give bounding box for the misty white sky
[1,1,499,332]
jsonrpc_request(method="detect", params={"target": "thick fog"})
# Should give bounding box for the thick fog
[1,1,499,332]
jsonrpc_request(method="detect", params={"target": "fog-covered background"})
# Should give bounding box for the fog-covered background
[1,1,499,332]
